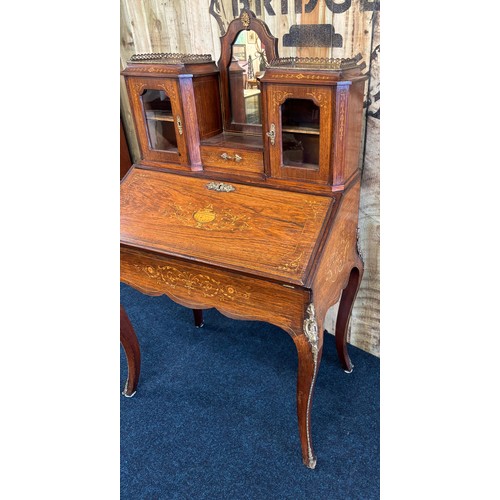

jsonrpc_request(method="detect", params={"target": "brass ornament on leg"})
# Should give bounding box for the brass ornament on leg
[303,303,319,469]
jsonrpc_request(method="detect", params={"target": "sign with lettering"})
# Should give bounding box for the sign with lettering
[209,0,379,46]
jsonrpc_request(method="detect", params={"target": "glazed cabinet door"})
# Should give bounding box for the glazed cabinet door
[126,77,189,166]
[263,84,334,184]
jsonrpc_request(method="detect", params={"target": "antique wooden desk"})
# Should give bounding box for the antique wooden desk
[120,10,367,469]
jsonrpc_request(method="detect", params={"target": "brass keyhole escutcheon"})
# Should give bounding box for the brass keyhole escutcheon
[266,123,275,145]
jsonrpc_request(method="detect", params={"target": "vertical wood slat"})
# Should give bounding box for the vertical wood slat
[120,1,141,162]
[119,0,380,356]
[349,9,379,355]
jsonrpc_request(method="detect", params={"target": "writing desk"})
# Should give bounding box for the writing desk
[120,9,367,469]
[120,167,363,469]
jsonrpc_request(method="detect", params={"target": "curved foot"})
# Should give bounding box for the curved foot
[335,264,363,372]
[294,304,324,469]
[120,305,141,396]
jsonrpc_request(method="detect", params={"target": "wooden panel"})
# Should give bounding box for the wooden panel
[121,168,333,285]
[192,75,223,139]
[311,179,361,324]
[121,246,309,337]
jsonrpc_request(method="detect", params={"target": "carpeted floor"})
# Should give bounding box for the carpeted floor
[121,283,379,499]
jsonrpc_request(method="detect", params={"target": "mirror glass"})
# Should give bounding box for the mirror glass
[228,30,266,126]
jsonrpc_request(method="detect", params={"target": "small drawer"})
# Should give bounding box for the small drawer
[201,146,264,176]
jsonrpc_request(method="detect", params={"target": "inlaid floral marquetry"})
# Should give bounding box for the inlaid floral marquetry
[327,232,351,282]
[306,200,328,221]
[272,90,293,107]
[306,91,329,109]
[278,251,304,273]
[164,203,252,232]
[134,263,251,302]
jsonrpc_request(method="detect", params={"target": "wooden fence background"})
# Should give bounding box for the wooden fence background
[120,0,380,357]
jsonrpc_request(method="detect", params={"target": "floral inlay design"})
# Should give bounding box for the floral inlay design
[164,203,251,232]
[306,200,326,221]
[306,91,329,109]
[327,235,351,283]
[272,90,293,107]
[278,251,304,273]
[134,263,251,302]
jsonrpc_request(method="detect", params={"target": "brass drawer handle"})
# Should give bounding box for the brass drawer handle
[220,152,243,162]
[266,123,275,146]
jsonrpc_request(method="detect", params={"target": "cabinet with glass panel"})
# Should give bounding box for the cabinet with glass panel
[122,54,222,171]
[260,57,367,189]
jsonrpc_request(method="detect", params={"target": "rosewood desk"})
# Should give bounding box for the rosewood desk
[120,167,363,469]
[120,9,367,469]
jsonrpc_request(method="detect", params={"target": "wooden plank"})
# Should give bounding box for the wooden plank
[348,9,380,355]
[120,1,141,162]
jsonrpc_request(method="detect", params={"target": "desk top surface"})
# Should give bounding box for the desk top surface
[120,168,333,285]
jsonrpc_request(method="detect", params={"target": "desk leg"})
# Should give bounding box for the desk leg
[294,304,323,469]
[192,309,204,328]
[120,305,141,397]
[335,263,363,373]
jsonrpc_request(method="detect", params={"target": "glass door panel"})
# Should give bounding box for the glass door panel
[141,89,178,152]
[281,99,320,169]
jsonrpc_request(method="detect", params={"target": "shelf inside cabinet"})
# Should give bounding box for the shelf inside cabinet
[145,110,174,122]
[281,126,319,136]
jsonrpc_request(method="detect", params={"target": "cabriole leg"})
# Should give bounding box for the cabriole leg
[120,305,141,397]
[293,304,323,469]
[335,264,363,373]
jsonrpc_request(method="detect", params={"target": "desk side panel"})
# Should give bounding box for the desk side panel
[310,180,361,324]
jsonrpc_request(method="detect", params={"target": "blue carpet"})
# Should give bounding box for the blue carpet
[121,283,379,499]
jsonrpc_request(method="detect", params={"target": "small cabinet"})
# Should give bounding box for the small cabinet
[263,84,334,184]
[122,54,222,171]
[261,58,367,189]
[126,77,187,166]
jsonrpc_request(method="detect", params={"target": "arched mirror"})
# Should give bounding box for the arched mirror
[218,10,278,134]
